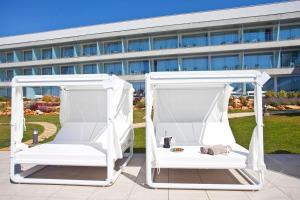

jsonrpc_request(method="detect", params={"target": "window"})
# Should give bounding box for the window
[42,87,60,96]
[154,59,178,72]
[83,64,97,74]
[243,28,273,43]
[23,50,33,61]
[128,61,149,74]
[104,62,123,75]
[104,41,122,54]
[6,52,14,63]
[6,69,14,81]
[181,57,208,71]
[42,48,52,60]
[280,25,300,40]
[131,82,145,97]
[211,55,240,70]
[61,66,75,74]
[211,31,239,45]
[277,76,300,91]
[128,39,149,52]
[153,36,178,50]
[244,53,273,69]
[281,50,300,68]
[61,46,74,58]
[181,33,208,47]
[83,44,97,56]
[23,68,33,75]
[42,67,52,75]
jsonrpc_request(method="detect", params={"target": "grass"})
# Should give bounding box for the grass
[133,109,145,123]
[1,112,300,153]
[230,113,300,154]
[0,123,44,148]
[228,109,254,113]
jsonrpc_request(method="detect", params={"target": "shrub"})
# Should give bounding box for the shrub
[135,101,145,109]
[287,91,297,98]
[265,91,276,98]
[42,95,53,102]
[0,96,9,102]
[278,90,287,98]
[270,101,279,107]
[239,96,248,107]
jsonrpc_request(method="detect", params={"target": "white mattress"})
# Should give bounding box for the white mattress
[154,143,249,169]
[14,144,107,166]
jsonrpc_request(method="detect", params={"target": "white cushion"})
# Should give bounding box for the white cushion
[155,122,235,146]
[14,144,107,166]
[155,143,248,169]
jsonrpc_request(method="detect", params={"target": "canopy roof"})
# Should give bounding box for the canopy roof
[11,74,132,88]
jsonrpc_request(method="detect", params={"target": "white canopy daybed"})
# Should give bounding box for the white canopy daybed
[10,74,134,186]
[145,70,270,190]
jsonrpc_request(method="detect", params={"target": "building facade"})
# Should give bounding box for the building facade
[0,1,300,98]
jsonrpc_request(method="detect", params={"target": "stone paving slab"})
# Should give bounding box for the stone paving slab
[0,152,299,200]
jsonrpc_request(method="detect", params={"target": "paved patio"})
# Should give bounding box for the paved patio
[0,152,299,200]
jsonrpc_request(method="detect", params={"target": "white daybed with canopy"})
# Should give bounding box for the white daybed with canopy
[145,70,270,190]
[10,74,134,186]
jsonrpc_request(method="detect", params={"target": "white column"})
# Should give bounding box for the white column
[106,87,114,181]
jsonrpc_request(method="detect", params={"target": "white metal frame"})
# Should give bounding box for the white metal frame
[10,74,134,186]
[145,70,270,190]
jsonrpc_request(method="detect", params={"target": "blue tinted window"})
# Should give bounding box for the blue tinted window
[243,28,273,43]
[131,82,145,97]
[181,57,208,71]
[128,61,149,75]
[154,59,178,72]
[231,83,243,93]
[83,44,97,56]
[42,67,52,75]
[278,76,300,91]
[182,34,208,47]
[42,48,52,60]
[281,50,300,68]
[211,55,240,70]
[104,41,122,54]
[6,69,14,81]
[211,31,239,45]
[83,64,97,74]
[244,53,273,69]
[280,25,300,40]
[104,62,123,75]
[6,52,14,63]
[23,68,33,75]
[61,66,75,74]
[23,50,33,61]
[128,39,149,52]
[153,36,178,50]
[61,46,74,58]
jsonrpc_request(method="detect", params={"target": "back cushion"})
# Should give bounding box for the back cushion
[53,122,97,144]
[199,122,236,145]
[155,122,236,146]
[155,123,205,146]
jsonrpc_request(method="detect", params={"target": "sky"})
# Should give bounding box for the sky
[0,0,287,37]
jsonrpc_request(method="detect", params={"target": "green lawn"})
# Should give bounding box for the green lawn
[133,109,145,123]
[0,123,44,148]
[1,113,300,153]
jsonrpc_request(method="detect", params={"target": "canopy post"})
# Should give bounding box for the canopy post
[145,74,153,186]
[106,87,114,183]
[255,82,265,173]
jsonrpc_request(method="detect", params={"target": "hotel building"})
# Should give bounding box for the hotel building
[0,1,300,98]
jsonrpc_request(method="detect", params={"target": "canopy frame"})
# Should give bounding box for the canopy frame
[145,70,270,190]
[10,74,134,186]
